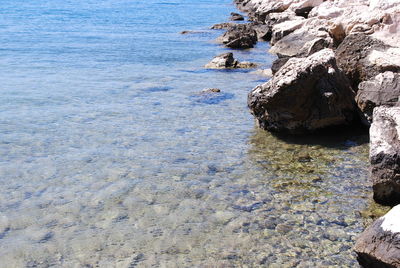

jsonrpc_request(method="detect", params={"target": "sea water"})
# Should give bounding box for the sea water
[0,0,383,266]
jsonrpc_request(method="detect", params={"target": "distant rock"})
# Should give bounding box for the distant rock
[248,49,356,133]
[370,107,400,206]
[356,72,400,124]
[230,12,245,21]
[205,53,238,69]
[205,52,257,69]
[355,205,400,267]
[210,22,237,30]
[218,24,257,49]
[201,88,221,93]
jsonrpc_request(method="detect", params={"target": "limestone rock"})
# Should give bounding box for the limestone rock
[218,24,258,49]
[355,205,400,267]
[356,72,400,124]
[205,53,256,69]
[248,49,356,133]
[211,22,237,30]
[336,33,388,89]
[370,107,400,205]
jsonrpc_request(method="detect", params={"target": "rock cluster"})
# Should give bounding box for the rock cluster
[227,0,400,266]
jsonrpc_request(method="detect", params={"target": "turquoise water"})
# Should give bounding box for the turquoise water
[0,0,377,267]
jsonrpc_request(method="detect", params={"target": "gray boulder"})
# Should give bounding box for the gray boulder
[205,53,257,69]
[356,72,400,124]
[248,49,356,133]
[218,24,257,49]
[370,107,400,206]
[355,205,400,267]
[336,33,389,89]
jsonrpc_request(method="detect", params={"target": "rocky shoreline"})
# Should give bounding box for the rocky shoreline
[208,0,400,266]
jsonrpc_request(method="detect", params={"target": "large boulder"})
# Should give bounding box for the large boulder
[370,106,400,206]
[355,204,400,268]
[247,49,356,133]
[218,24,257,49]
[335,33,389,89]
[356,72,400,124]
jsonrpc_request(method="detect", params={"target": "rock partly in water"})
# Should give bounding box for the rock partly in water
[248,49,356,134]
[370,107,400,206]
[218,24,258,49]
[205,53,256,69]
[201,88,221,94]
[205,53,239,69]
[211,22,237,30]
[230,12,245,21]
[355,204,400,268]
[356,71,400,124]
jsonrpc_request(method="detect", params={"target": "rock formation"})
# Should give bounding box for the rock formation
[205,52,257,69]
[355,204,400,267]
[248,49,356,133]
[370,106,400,206]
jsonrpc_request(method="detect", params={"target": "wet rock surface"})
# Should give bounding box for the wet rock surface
[248,49,356,133]
[355,205,400,268]
[370,107,400,206]
[230,12,245,21]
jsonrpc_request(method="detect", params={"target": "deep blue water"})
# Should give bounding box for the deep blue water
[0,0,373,266]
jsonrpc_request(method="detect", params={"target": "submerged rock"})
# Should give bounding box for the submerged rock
[370,107,400,206]
[218,24,257,49]
[355,205,400,268]
[248,49,356,134]
[356,72,400,124]
[205,52,256,69]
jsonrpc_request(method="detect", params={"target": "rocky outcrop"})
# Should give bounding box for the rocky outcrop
[205,53,257,69]
[247,49,356,133]
[336,33,389,89]
[218,24,257,49]
[230,12,245,21]
[355,205,400,267]
[370,107,400,206]
[356,72,400,124]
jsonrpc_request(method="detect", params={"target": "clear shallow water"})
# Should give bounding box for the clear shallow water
[0,0,386,267]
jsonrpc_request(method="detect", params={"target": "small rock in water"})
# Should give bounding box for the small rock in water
[201,88,221,93]
[230,12,245,21]
[210,22,237,30]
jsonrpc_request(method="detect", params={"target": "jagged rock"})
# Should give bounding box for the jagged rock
[205,53,238,69]
[356,72,400,124]
[230,12,245,21]
[248,49,356,133]
[370,107,400,206]
[269,18,332,57]
[251,23,272,40]
[271,56,290,74]
[211,22,237,30]
[205,53,256,69]
[218,24,258,49]
[355,205,400,267]
[336,33,389,89]
[270,18,305,44]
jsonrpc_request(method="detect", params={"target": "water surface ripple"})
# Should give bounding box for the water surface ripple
[0,0,380,267]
